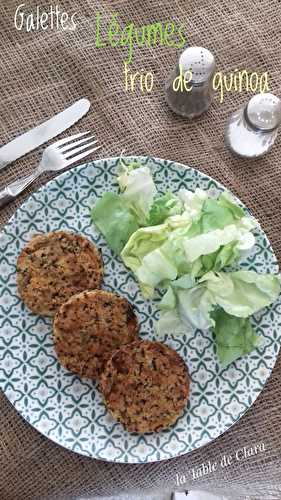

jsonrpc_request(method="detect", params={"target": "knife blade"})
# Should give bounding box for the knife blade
[0,98,91,172]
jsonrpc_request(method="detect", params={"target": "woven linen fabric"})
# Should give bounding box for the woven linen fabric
[0,1,281,499]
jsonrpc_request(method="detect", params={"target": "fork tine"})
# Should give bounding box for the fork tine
[54,131,91,148]
[60,135,96,153]
[64,140,99,159]
[64,145,101,167]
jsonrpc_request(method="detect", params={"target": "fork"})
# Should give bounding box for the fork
[0,132,100,208]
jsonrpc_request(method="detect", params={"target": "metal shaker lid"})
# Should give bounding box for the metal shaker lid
[245,93,281,131]
[179,47,216,84]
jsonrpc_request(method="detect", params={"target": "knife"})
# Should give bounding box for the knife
[0,98,91,172]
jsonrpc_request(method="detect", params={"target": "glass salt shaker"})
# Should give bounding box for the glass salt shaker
[225,93,281,159]
[165,46,216,119]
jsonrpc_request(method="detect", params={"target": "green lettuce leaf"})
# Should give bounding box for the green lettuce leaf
[117,159,140,192]
[218,192,245,219]
[212,308,261,367]
[178,188,208,220]
[121,223,169,273]
[121,214,193,296]
[91,192,139,254]
[136,248,178,297]
[158,270,280,341]
[178,190,245,233]
[157,279,215,335]
[200,270,281,317]
[117,162,157,224]
[182,218,256,264]
[200,198,236,232]
[156,309,190,336]
[146,193,183,226]
[122,213,257,296]
[121,186,257,296]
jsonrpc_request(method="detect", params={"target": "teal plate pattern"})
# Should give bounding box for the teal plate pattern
[0,156,280,463]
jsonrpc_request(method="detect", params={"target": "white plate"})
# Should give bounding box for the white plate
[0,156,280,463]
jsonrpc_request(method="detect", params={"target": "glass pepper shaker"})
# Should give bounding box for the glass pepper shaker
[165,46,216,119]
[225,93,281,159]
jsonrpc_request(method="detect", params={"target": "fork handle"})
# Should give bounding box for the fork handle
[0,188,14,208]
[0,171,38,208]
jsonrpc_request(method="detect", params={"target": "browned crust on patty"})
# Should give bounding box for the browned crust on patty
[100,340,189,433]
[53,290,139,379]
[17,231,103,316]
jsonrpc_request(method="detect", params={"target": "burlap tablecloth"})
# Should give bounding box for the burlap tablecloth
[0,1,281,499]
